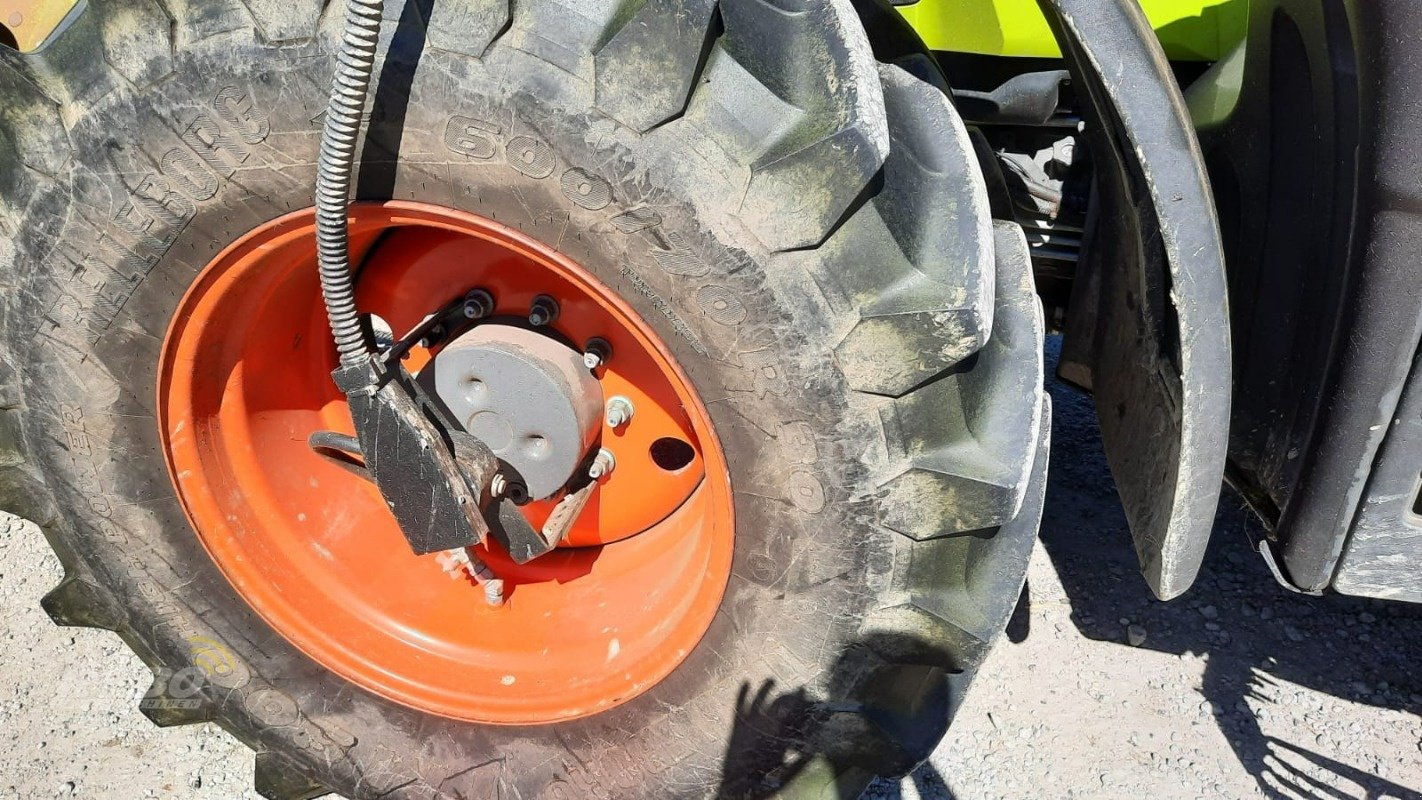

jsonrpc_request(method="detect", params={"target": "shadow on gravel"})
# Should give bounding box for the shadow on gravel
[713,632,960,800]
[1035,341,1422,800]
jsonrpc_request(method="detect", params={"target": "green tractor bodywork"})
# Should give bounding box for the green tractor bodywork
[898,0,1247,61]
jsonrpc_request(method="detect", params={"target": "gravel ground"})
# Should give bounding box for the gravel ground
[2,365,1419,799]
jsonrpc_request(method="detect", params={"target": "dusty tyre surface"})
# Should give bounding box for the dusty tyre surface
[0,0,1047,797]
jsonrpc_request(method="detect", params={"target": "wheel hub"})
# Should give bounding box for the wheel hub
[425,324,603,501]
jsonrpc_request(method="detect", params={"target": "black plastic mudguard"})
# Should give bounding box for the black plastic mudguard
[1040,0,1232,599]
[1187,1,1422,598]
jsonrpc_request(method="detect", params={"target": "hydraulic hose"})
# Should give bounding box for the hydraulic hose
[315,0,385,367]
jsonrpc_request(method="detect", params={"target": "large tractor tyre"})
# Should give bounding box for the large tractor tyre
[0,0,1047,797]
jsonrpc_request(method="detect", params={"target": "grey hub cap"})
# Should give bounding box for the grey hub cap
[424,324,604,500]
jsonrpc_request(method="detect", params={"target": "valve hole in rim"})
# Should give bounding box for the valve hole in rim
[650,437,696,472]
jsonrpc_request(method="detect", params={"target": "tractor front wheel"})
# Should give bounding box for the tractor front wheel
[0,0,1047,796]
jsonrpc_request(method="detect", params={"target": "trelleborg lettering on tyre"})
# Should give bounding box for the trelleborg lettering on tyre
[17,81,363,767]
[30,82,272,637]
[36,86,268,348]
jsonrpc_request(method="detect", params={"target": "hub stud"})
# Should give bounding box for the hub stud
[588,448,616,480]
[528,295,559,327]
[583,338,611,371]
[488,474,530,504]
[605,396,634,429]
[462,288,495,320]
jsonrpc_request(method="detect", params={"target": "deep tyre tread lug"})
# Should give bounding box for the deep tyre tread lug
[503,0,644,81]
[876,220,1044,539]
[425,0,510,59]
[0,358,22,410]
[593,0,718,132]
[708,0,888,250]
[254,750,332,800]
[0,408,24,467]
[0,59,70,179]
[888,396,1049,641]
[40,573,124,631]
[139,675,217,727]
[0,63,68,273]
[870,64,993,301]
[864,398,1050,721]
[0,464,60,527]
[0,10,121,110]
[814,661,953,777]
[152,0,252,47]
[777,758,877,800]
[90,0,176,88]
[238,0,322,42]
[791,415,1049,789]
[741,122,885,252]
[813,63,992,397]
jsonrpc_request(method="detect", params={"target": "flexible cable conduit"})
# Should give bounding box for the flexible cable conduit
[316,0,384,367]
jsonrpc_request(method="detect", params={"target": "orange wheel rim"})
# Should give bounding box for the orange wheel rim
[158,203,734,723]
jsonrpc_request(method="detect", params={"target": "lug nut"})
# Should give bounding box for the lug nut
[528,295,559,327]
[605,396,634,429]
[490,474,528,503]
[418,324,445,349]
[464,553,505,607]
[583,337,611,371]
[588,448,616,480]
[463,288,495,319]
[436,548,504,606]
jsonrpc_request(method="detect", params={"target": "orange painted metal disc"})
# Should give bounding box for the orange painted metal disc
[158,203,734,723]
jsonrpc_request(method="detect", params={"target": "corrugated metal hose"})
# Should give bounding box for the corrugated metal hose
[316,0,384,368]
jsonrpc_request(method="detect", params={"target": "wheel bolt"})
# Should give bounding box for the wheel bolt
[588,448,616,480]
[528,295,559,327]
[605,396,634,429]
[418,324,445,349]
[490,474,528,503]
[463,288,494,319]
[483,578,505,607]
[583,337,611,371]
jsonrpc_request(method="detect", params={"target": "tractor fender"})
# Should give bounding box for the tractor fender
[1042,0,1232,600]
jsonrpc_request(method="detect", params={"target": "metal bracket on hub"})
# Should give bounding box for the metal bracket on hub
[314,286,611,568]
[329,357,495,555]
[485,500,553,565]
